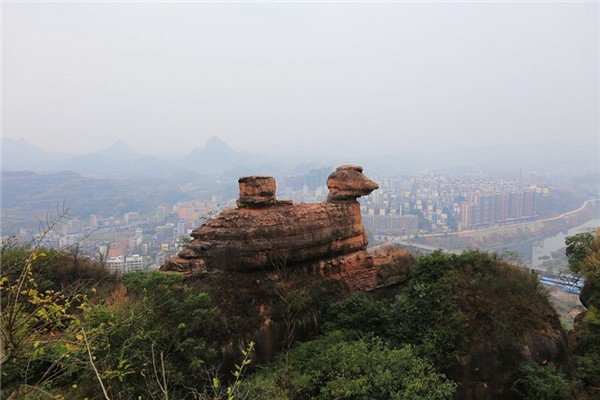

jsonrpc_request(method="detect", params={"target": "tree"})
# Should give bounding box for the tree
[178,235,192,248]
[567,228,600,397]
[246,331,455,400]
[510,363,572,400]
[321,293,390,337]
[566,231,596,273]
[78,271,223,399]
[0,242,92,399]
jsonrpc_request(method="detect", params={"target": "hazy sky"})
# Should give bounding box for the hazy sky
[3,2,598,157]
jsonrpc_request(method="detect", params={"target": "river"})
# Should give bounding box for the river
[529,218,600,268]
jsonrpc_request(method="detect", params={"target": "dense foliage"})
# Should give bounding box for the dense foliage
[246,331,455,400]
[1,242,233,399]
[0,241,111,399]
[3,236,595,399]
[325,251,558,369]
[510,363,572,400]
[566,229,600,398]
[77,271,222,399]
[244,250,571,399]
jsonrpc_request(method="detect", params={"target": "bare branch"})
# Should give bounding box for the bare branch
[82,326,111,400]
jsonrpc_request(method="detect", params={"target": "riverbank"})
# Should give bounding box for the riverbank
[417,199,600,251]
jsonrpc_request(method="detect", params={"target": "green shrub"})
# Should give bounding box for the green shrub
[246,331,456,400]
[388,251,557,370]
[322,293,391,336]
[510,362,571,400]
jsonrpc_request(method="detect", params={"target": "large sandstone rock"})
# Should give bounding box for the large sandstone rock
[161,165,379,274]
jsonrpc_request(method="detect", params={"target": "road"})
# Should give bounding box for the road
[388,238,461,254]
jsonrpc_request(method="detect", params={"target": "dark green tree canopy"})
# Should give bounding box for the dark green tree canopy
[566,231,596,273]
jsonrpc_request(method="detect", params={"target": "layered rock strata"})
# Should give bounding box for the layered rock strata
[161,165,379,281]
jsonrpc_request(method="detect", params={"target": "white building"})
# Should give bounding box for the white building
[105,254,146,275]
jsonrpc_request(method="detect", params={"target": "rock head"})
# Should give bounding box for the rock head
[327,165,379,202]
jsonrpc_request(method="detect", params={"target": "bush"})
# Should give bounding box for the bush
[510,362,571,400]
[80,271,222,398]
[246,331,456,400]
[322,293,391,336]
[388,251,558,371]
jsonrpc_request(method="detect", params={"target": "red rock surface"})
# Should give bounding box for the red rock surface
[161,165,379,276]
[327,165,379,201]
[237,176,278,207]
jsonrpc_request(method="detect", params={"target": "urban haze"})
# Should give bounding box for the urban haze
[3,2,598,168]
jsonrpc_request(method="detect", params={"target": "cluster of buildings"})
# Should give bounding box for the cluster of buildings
[99,202,225,274]
[359,173,548,236]
[175,200,219,222]
[13,200,227,275]
[9,170,552,274]
[102,232,147,274]
[362,211,419,236]
[458,189,541,230]
[19,218,90,251]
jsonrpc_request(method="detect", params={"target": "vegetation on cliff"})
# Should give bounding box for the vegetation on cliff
[3,233,600,399]
[243,251,569,399]
[566,228,600,399]
[246,331,456,400]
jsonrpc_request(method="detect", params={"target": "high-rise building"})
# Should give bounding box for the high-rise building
[507,191,522,220]
[459,188,537,230]
[402,215,419,234]
[522,190,537,218]
[362,213,418,235]
[156,223,175,244]
[124,212,140,224]
[90,214,100,228]
[157,206,169,221]
[495,193,508,222]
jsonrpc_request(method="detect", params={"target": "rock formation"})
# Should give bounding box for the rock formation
[327,164,379,201]
[161,165,379,289]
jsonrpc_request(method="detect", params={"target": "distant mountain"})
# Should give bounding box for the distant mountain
[96,140,139,160]
[2,136,283,178]
[184,137,241,170]
[1,170,85,208]
[2,136,297,178]
[0,169,188,235]
[1,138,66,172]
[62,140,176,179]
[182,136,270,173]
[0,167,241,235]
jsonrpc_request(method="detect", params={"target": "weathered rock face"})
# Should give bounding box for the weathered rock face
[327,165,380,202]
[181,202,366,271]
[161,165,379,276]
[238,176,280,208]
